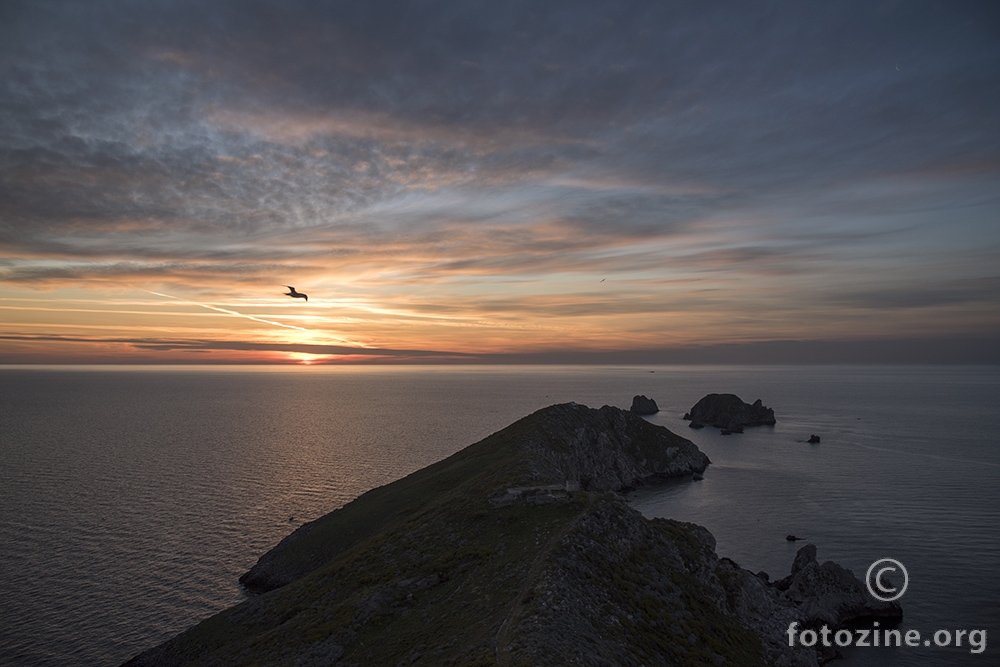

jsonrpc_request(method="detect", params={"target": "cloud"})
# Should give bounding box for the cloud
[829,276,1000,310]
[1,0,998,358]
[0,333,470,360]
[0,261,302,285]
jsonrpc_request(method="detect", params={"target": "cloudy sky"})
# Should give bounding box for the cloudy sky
[1,0,998,363]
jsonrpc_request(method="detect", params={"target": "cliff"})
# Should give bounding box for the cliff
[123,403,888,667]
[238,403,710,595]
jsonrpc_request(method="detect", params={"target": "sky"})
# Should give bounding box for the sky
[1,0,998,364]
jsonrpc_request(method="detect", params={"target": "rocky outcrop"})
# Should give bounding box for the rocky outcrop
[685,393,776,431]
[774,544,903,627]
[503,501,820,667]
[807,435,821,444]
[513,403,709,494]
[714,544,905,666]
[629,394,659,415]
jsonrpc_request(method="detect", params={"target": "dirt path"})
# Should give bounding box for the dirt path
[494,504,590,667]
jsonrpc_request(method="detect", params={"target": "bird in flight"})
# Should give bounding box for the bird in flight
[284,286,308,301]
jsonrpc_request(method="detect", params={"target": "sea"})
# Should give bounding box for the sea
[1,365,997,666]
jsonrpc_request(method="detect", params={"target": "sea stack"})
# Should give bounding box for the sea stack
[629,394,659,415]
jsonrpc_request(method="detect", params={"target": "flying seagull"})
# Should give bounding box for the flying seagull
[284,286,308,301]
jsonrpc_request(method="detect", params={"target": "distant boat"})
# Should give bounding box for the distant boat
[284,286,308,301]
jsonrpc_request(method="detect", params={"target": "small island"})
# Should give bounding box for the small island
[684,393,777,432]
[629,394,659,415]
[125,403,895,667]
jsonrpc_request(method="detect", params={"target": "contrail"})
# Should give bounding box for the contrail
[140,289,311,332]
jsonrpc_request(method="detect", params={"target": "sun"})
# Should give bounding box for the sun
[286,352,331,365]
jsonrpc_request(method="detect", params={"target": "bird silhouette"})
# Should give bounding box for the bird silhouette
[284,286,308,301]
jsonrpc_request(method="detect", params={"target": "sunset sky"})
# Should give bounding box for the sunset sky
[2,1,998,364]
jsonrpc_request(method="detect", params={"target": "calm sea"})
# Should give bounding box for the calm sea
[1,365,997,666]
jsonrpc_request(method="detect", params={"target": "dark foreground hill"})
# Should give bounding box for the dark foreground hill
[124,403,895,667]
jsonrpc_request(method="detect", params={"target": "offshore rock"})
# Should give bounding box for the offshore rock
[629,394,659,415]
[687,393,777,431]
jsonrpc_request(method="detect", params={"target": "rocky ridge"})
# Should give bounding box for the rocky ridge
[124,403,895,667]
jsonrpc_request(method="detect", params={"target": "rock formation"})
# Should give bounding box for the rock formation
[629,394,659,415]
[774,544,903,627]
[685,393,776,431]
[807,435,821,444]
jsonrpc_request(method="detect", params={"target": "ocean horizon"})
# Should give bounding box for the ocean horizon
[2,364,997,666]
